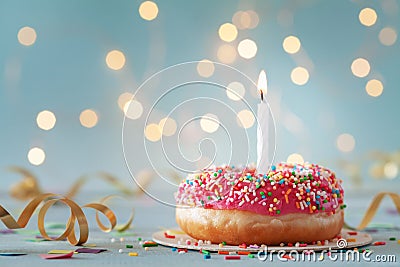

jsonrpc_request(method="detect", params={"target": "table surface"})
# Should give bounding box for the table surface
[0,189,399,266]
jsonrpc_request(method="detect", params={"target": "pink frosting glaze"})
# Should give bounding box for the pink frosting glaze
[175,162,345,216]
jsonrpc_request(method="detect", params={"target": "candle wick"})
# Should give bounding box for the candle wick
[260,89,264,102]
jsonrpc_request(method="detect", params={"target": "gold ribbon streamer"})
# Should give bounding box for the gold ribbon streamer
[8,166,154,201]
[95,195,134,232]
[0,193,129,246]
[344,191,400,230]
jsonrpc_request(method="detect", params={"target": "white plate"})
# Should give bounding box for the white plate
[152,229,372,252]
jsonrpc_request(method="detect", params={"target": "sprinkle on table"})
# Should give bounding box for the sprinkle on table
[126,244,133,248]
[225,255,241,260]
[204,254,211,259]
[373,241,386,246]
[142,241,158,247]
[389,237,396,241]
[128,252,138,257]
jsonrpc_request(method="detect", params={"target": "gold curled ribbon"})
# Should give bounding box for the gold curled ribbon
[0,193,130,246]
[95,195,134,232]
[8,166,155,201]
[344,191,400,230]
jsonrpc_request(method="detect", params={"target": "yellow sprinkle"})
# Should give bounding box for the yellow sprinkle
[347,238,356,242]
[398,240,400,244]
[219,243,224,247]
[306,197,311,202]
[48,250,76,254]
[273,198,278,203]
[129,252,138,256]
[312,206,316,210]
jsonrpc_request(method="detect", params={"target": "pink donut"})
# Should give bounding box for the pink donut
[175,162,345,245]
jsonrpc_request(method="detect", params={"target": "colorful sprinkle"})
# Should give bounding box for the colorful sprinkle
[225,255,241,260]
[164,232,175,239]
[175,163,344,216]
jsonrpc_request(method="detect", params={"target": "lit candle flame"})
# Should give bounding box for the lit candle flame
[257,70,267,101]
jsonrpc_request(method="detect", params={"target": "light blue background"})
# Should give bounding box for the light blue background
[0,0,399,193]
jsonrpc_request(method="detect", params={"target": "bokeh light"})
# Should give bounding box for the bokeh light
[159,117,177,136]
[336,133,355,153]
[139,1,159,21]
[36,110,56,130]
[118,92,134,110]
[290,67,309,85]
[246,10,259,29]
[359,7,377,27]
[27,147,46,166]
[106,50,126,70]
[200,113,219,133]
[379,27,397,46]
[365,79,384,97]
[17,26,37,46]
[196,59,215,77]
[80,109,98,128]
[124,100,143,120]
[218,23,238,42]
[226,81,245,101]
[237,39,257,59]
[282,35,301,54]
[217,44,237,64]
[232,10,259,29]
[145,123,162,142]
[383,162,398,179]
[236,109,255,129]
[287,153,304,164]
[351,58,370,78]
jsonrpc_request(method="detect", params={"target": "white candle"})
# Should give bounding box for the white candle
[256,70,269,174]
